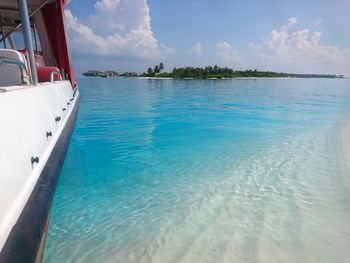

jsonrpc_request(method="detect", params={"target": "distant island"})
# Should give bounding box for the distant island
[140,63,343,79]
[82,64,344,79]
[82,70,138,78]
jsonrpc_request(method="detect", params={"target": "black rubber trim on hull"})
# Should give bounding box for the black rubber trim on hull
[0,94,80,263]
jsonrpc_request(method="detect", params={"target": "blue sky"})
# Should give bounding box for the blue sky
[65,0,350,76]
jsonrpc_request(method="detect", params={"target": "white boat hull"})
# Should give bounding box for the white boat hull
[0,81,79,262]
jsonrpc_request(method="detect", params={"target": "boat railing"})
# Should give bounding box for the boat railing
[0,57,31,85]
[50,70,63,82]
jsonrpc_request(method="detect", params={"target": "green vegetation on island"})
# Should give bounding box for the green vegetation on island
[140,63,343,79]
[82,64,344,79]
[141,62,164,77]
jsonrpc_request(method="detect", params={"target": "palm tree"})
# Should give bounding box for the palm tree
[147,67,153,76]
[154,65,160,74]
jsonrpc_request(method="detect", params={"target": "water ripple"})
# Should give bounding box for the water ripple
[44,78,350,263]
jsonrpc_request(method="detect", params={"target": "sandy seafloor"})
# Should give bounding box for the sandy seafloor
[43,78,350,263]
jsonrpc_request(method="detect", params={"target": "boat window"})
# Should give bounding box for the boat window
[2,26,41,52]
[9,32,24,50]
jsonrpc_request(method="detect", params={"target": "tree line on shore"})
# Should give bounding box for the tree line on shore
[140,63,343,79]
[82,63,343,79]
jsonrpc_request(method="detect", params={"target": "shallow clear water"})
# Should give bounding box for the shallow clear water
[44,78,350,263]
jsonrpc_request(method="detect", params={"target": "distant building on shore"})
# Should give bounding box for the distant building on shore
[82,70,119,77]
[120,72,138,77]
[82,70,104,77]
[104,70,119,77]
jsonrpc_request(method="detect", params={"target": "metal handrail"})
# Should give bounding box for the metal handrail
[0,57,31,84]
[50,70,63,82]
[19,0,38,85]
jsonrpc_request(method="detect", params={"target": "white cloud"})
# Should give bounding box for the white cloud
[215,42,242,66]
[64,0,172,62]
[191,42,203,55]
[250,17,350,75]
[278,17,297,33]
[287,17,298,26]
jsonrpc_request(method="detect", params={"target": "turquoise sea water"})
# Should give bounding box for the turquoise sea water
[44,78,350,263]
